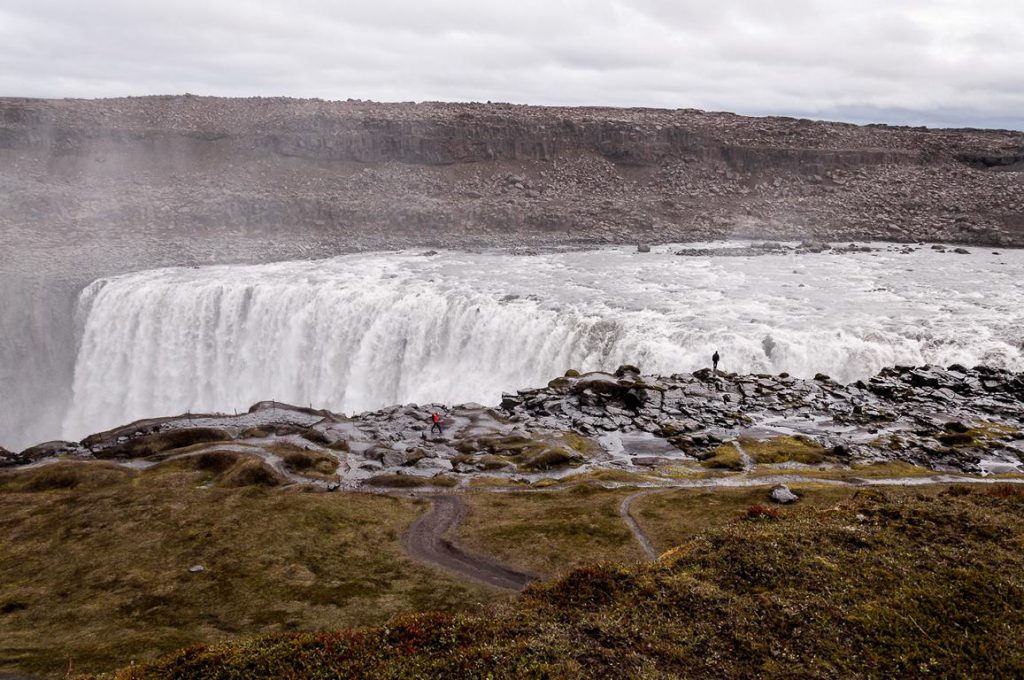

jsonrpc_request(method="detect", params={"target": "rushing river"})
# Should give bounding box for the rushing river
[44,243,1024,441]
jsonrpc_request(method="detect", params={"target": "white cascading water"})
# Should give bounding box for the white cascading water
[63,243,1024,440]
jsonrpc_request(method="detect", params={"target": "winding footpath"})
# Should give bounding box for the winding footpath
[619,490,670,561]
[399,471,1024,586]
[401,495,537,592]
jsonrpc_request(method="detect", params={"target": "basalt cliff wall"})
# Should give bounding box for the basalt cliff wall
[2,96,1023,249]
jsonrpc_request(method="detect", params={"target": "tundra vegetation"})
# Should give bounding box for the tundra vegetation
[2,457,1023,678]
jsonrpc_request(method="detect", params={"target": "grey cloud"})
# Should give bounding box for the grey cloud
[0,0,1021,129]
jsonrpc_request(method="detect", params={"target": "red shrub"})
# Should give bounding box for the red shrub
[744,504,780,520]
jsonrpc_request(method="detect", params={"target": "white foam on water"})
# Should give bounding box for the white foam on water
[62,243,1024,440]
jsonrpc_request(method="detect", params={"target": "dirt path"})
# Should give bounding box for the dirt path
[401,495,537,592]
[619,490,670,560]
[614,468,1024,563]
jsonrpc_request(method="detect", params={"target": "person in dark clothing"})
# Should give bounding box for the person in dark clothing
[712,350,720,373]
[430,412,443,435]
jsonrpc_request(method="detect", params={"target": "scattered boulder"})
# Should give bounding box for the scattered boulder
[636,244,651,253]
[770,484,799,504]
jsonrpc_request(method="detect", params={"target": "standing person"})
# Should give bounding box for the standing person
[430,412,443,435]
[712,350,720,374]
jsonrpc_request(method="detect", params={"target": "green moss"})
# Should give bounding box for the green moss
[561,432,601,457]
[699,444,744,471]
[741,435,828,464]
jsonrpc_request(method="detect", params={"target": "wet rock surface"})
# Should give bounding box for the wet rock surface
[7,365,1021,484]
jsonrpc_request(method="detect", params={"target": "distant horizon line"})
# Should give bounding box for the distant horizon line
[2,93,1021,133]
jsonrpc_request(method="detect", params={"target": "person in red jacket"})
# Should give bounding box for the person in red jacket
[430,412,443,435]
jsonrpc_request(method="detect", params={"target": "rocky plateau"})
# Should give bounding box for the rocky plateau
[5,365,1021,486]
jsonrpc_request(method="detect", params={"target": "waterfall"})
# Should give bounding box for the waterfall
[60,246,1024,441]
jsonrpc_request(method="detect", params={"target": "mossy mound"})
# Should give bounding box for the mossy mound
[1,462,133,492]
[219,459,283,488]
[96,427,233,459]
[699,443,744,470]
[741,435,830,464]
[466,432,594,472]
[97,488,1024,679]
[278,449,338,477]
[192,449,243,473]
[937,421,1020,450]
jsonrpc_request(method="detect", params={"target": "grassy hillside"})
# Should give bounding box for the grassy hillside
[0,462,495,679]
[90,484,1024,679]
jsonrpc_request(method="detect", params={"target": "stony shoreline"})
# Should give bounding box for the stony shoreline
[5,365,1021,482]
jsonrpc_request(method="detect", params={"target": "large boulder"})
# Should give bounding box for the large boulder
[770,484,799,504]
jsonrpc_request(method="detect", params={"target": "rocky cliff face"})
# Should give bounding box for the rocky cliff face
[2,95,1023,249]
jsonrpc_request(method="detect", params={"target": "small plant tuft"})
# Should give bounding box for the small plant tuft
[743,503,780,520]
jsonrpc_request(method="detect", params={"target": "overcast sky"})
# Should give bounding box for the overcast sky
[1,0,1022,129]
